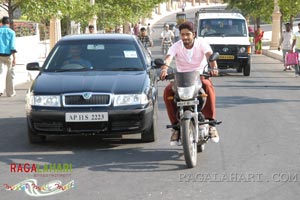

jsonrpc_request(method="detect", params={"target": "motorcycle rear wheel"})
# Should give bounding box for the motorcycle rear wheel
[181,118,197,168]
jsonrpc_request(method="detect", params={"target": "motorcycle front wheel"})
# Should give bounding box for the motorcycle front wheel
[181,118,197,168]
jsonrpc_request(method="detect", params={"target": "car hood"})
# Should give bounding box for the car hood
[31,71,147,94]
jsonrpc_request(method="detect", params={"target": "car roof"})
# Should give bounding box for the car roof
[198,13,245,20]
[58,34,137,43]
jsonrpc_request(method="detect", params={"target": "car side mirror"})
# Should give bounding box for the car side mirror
[26,62,41,71]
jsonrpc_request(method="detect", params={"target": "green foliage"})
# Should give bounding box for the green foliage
[5,0,166,32]
[95,0,165,29]
[278,0,300,22]
[224,0,274,24]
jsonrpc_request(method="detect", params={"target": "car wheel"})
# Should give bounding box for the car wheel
[141,101,157,143]
[243,63,251,76]
[27,120,46,144]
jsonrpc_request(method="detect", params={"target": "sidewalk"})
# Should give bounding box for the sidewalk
[262,31,283,61]
[12,2,285,87]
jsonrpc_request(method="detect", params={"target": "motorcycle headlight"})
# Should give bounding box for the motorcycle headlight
[114,94,149,106]
[239,47,246,53]
[177,86,195,100]
[30,95,61,107]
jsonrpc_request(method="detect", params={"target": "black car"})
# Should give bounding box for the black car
[26,34,158,143]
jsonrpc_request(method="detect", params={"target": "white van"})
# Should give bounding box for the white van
[195,9,251,76]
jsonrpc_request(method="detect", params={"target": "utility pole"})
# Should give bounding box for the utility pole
[87,0,97,33]
[49,12,62,50]
[270,0,281,50]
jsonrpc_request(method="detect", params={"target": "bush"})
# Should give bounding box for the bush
[14,21,38,37]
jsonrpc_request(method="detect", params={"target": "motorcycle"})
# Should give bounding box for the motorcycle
[154,52,221,168]
[161,37,172,55]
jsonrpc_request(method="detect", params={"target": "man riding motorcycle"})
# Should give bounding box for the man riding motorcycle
[160,24,174,53]
[159,21,220,145]
[138,27,153,55]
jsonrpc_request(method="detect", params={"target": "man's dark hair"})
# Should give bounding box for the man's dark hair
[140,27,146,32]
[88,25,94,29]
[2,16,9,25]
[179,21,195,33]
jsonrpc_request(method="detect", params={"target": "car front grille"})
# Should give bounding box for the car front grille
[63,93,111,107]
[212,45,238,54]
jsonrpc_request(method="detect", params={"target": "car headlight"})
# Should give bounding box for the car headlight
[114,94,149,106]
[177,85,195,100]
[30,95,61,107]
[239,47,246,53]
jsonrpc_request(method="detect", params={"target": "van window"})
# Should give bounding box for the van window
[198,19,247,37]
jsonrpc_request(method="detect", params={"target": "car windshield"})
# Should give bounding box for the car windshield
[44,40,145,72]
[198,19,247,37]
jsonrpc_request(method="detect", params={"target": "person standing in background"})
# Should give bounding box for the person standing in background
[291,23,300,77]
[254,25,264,54]
[181,1,186,12]
[146,23,154,36]
[0,16,17,97]
[88,25,95,34]
[174,24,180,42]
[278,22,293,71]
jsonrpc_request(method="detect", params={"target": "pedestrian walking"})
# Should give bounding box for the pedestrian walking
[181,1,186,12]
[0,16,17,97]
[291,23,300,77]
[146,23,154,36]
[278,22,293,71]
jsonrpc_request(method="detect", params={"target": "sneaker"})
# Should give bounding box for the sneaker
[295,74,299,77]
[170,129,179,146]
[209,126,220,143]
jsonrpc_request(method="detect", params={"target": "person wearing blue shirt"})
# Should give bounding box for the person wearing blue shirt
[0,16,17,97]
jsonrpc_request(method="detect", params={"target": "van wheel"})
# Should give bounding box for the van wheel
[243,63,250,76]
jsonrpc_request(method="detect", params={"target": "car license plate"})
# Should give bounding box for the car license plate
[219,55,234,59]
[65,112,108,122]
[177,100,199,106]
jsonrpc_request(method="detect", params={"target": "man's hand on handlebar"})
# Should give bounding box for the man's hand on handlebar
[160,64,168,80]
[210,68,219,76]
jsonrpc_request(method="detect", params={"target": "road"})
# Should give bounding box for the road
[1,8,300,200]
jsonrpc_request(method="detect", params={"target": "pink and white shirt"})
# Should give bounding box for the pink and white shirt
[167,38,212,73]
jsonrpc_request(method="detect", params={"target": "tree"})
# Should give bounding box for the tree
[1,0,166,33]
[94,0,165,30]
[0,0,22,29]
[278,0,300,30]
[19,0,95,25]
[224,0,274,27]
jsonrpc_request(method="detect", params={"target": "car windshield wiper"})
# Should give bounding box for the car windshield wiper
[109,67,144,71]
[203,32,224,37]
[54,68,90,72]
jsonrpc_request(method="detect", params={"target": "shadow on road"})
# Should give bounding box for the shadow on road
[0,117,188,172]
